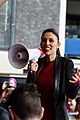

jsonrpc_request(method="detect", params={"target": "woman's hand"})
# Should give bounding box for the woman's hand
[28,60,38,72]
[69,68,80,84]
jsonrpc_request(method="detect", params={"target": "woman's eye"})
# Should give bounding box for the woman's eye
[41,38,46,42]
[41,38,55,43]
[49,38,54,42]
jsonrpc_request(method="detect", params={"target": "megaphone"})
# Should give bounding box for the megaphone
[8,44,44,69]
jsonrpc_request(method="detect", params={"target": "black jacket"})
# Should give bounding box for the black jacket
[53,56,79,120]
[27,56,79,120]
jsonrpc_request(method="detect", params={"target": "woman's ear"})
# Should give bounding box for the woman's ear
[58,42,61,46]
[57,42,61,48]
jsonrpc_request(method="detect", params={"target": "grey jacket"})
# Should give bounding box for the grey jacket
[0,105,10,120]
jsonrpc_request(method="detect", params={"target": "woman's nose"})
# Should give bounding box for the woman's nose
[46,40,50,45]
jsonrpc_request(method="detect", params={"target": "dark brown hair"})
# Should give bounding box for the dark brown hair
[41,28,59,41]
[8,83,42,120]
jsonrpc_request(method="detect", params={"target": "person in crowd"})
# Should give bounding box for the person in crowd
[76,96,80,120]
[8,83,44,120]
[0,77,17,120]
[67,98,77,112]
[66,98,77,120]
[66,96,80,120]
[27,28,79,120]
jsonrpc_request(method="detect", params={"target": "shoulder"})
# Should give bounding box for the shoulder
[0,106,10,120]
[56,56,74,72]
[64,57,74,66]
[0,106,8,113]
[60,56,74,65]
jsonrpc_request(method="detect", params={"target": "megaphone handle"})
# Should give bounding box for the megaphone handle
[26,70,36,83]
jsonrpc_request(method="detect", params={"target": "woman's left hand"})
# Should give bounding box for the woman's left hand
[69,68,80,84]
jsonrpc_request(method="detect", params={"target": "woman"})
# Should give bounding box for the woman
[27,28,79,120]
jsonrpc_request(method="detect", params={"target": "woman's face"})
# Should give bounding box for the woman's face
[40,32,60,56]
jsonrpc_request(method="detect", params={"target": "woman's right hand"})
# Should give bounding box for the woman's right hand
[28,60,38,72]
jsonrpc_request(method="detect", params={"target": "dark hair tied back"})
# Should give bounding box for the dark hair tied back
[41,28,59,41]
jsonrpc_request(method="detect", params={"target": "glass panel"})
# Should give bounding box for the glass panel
[0,0,16,50]
[65,0,80,58]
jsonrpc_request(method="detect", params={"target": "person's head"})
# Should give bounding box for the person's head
[67,98,76,112]
[8,83,44,120]
[1,78,17,103]
[76,96,80,119]
[40,28,61,58]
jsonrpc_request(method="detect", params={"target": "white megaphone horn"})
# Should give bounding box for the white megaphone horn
[8,44,44,69]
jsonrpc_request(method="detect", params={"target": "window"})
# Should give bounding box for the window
[65,0,80,58]
[66,14,80,38]
[0,0,16,50]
